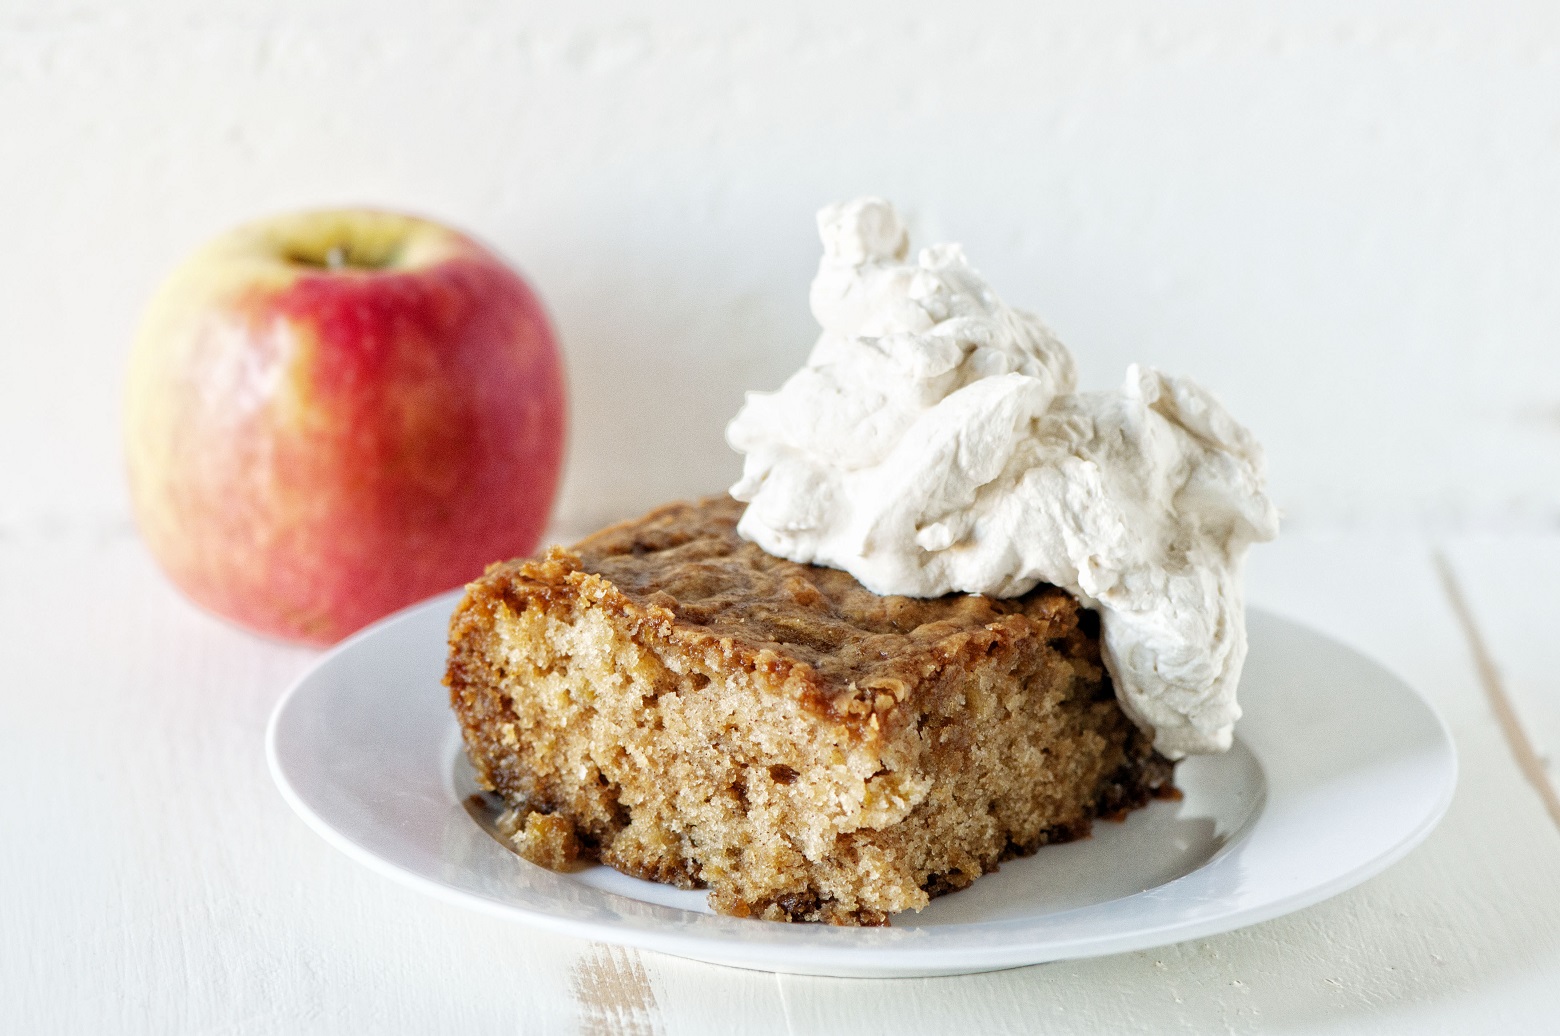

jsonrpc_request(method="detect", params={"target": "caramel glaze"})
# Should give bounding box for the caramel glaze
[462,496,1111,734]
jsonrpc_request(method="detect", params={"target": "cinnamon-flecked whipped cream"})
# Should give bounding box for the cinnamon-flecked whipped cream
[726,198,1279,758]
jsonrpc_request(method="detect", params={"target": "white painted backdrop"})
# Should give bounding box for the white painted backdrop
[5,0,1558,538]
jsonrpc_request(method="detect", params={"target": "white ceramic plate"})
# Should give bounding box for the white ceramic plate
[267,594,1456,978]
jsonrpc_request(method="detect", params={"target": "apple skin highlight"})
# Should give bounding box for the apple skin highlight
[126,211,567,645]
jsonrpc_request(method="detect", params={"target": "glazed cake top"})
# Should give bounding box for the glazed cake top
[553,496,1094,692]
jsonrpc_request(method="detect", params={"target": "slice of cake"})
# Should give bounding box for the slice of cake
[446,496,1174,925]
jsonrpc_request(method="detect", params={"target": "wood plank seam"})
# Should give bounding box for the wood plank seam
[774,973,797,1036]
[1433,549,1560,830]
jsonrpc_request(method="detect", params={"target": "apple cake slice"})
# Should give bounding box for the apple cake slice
[446,496,1174,925]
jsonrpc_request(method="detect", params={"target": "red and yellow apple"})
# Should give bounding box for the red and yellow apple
[125,210,566,645]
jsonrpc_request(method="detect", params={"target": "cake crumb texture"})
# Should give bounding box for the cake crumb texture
[446,497,1174,924]
[500,809,584,872]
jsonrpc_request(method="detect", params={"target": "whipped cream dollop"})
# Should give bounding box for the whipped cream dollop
[726,198,1279,758]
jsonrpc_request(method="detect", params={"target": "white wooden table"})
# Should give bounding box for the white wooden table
[5,526,1560,1034]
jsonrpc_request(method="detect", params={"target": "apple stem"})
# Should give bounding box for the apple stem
[326,246,346,271]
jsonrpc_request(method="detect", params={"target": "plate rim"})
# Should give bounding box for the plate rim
[266,593,1458,978]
